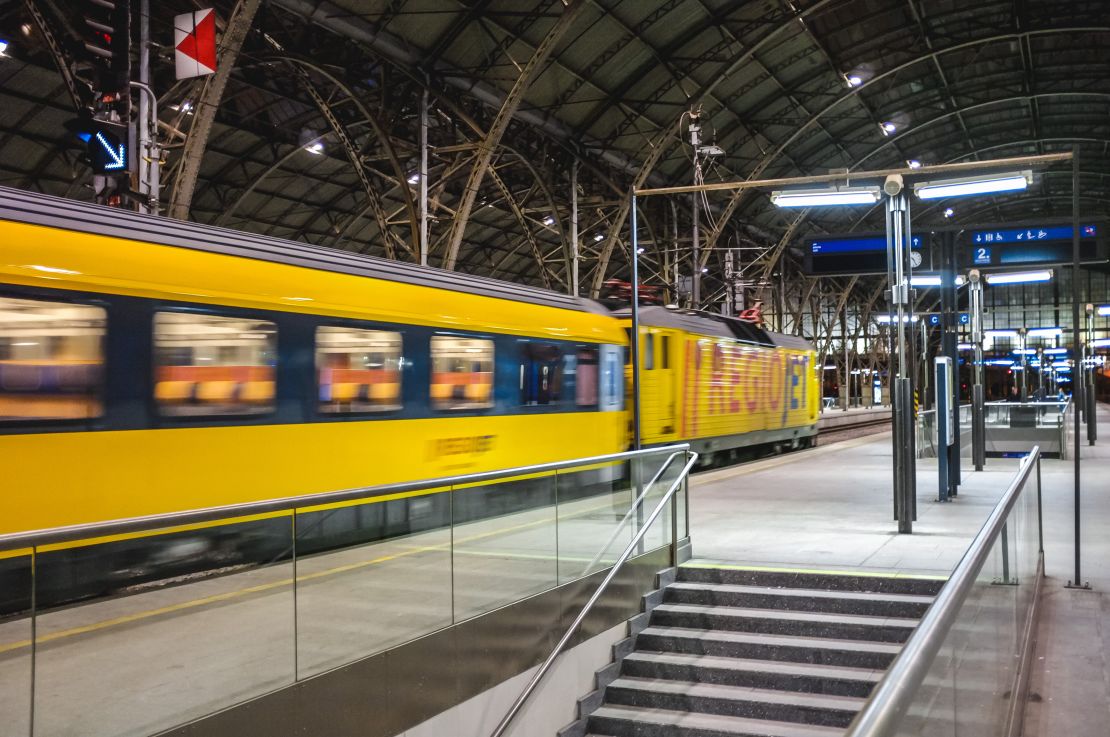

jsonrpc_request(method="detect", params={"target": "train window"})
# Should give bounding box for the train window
[643,333,654,370]
[599,345,624,411]
[317,327,403,413]
[0,296,105,420]
[661,335,671,369]
[573,347,599,407]
[519,342,564,406]
[430,336,494,410]
[154,312,276,416]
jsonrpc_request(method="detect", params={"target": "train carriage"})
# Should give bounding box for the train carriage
[0,187,626,608]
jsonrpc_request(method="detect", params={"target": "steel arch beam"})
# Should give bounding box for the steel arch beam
[443,0,585,271]
[168,0,263,220]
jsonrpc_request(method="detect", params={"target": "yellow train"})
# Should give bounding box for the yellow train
[0,187,816,606]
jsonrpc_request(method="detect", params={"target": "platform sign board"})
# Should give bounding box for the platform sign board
[961,223,1104,268]
[175,9,217,80]
[805,234,924,276]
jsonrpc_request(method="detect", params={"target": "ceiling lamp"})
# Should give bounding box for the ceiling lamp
[984,270,1052,285]
[770,185,881,208]
[914,171,1031,200]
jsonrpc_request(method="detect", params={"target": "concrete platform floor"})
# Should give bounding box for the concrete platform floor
[686,407,1110,736]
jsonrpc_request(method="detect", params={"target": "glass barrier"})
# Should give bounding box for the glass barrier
[847,449,1043,737]
[0,445,690,737]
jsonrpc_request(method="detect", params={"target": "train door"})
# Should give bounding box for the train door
[654,330,678,437]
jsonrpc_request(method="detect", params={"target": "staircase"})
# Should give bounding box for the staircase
[560,565,943,737]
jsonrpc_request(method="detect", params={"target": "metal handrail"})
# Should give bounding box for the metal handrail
[844,445,1041,737]
[0,443,691,552]
[489,450,699,737]
[577,449,688,578]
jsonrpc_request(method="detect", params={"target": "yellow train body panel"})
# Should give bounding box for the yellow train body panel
[0,219,619,343]
[0,412,624,535]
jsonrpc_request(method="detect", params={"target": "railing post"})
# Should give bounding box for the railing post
[1000,523,1011,585]
[1036,456,1044,556]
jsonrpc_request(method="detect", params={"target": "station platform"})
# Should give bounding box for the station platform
[685,408,1110,737]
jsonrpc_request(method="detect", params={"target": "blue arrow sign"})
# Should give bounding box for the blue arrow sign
[95,131,126,171]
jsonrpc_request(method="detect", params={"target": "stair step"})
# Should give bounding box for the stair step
[677,566,945,597]
[636,626,901,670]
[651,603,919,643]
[588,704,845,737]
[665,582,933,618]
[605,677,865,728]
[622,651,881,697]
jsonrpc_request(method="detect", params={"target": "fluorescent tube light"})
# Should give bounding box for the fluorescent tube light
[1043,347,1068,355]
[958,343,973,351]
[1092,338,1110,348]
[1097,306,1110,316]
[1028,327,1062,337]
[914,171,1032,200]
[771,186,881,208]
[1013,349,1037,355]
[986,330,1019,338]
[910,275,942,287]
[984,270,1052,285]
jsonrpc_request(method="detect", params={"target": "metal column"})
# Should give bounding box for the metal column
[1067,153,1088,589]
[886,192,916,533]
[969,269,987,470]
[939,231,960,496]
[630,190,642,451]
[419,83,429,266]
[570,160,579,296]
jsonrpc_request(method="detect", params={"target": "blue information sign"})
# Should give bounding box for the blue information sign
[811,235,923,254]
[971,224,1097,245]
[927,313,969,327]
[973,246,991,265]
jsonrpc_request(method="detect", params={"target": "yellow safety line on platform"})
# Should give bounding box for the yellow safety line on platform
[680,561,949,581]
[0,501,616,654]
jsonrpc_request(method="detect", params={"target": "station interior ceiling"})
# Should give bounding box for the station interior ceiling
[0,0,1108,359]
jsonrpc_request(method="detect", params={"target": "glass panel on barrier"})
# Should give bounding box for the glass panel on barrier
[885,456,1041,737]
[451,474,558,620]
[30,515,295,737]
[294,489,453,678]
[0,550,33,737]
[554,458,634,583]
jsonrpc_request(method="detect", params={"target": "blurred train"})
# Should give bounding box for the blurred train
[0,187,816,611]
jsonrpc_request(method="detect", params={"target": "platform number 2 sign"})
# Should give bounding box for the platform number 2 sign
[974,247,991,265]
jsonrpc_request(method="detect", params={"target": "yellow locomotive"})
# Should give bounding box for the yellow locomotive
[0,187,816,606]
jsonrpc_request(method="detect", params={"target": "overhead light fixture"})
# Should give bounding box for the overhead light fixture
[1028,327,1062,338]
[880,122,897,135]
[697,144,725,156]
[958,343,973,351]
[0,40,9,57]
[824,364,837,370]
[594,233,605,242]
[304,142,325,155]
[542,216,555,226]
[984,270,1052,285]
[1091,338,1110,348]
[944,208,955,218]
[770,185,881,208]
[845,74,863,87]
[1097,305,1110,316]
[1013,349,1037,355]
[914,171,1031,200]
[407,173,419,184]
[986,330,1019,338]
[907,160,921,169]
[876,314,919,324]
[20,23,31,36]
[1043,347,1069,356]
[986,359,1015,367]
[910,275,942,287]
